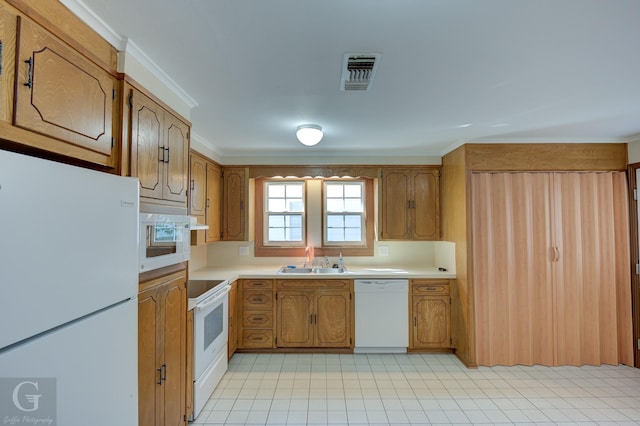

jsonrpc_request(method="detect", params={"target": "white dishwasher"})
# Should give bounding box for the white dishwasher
[354,279,409,353]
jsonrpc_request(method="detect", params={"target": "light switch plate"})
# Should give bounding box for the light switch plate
[378,246,389,256]
[239,246,249,256]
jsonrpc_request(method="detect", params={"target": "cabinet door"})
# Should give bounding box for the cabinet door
[412,170,440,240]
[206,162,222,243]
[131,91,164,200]
[138,286,162,426]
[14,17,115,160]
[412,295,450,349]
[161,274,187,426]
[380,170,410,240]
[163,112,189,204]
[276,291,313,347]
[222,168,247,241]
[189,154,207,217]
[315,291,351,347]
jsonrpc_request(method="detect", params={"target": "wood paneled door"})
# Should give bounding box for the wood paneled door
[472,172,633,367]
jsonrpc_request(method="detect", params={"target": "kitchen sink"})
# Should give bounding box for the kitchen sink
[277,266,349,274]
[277,267,314,274]
[313,267,348,274]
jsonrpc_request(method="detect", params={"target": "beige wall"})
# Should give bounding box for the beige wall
[629,140,640,164]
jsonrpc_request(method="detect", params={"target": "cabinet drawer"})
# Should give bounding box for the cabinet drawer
[242,279,273,289]
[241,329,273,348]
[242,310,273,328]
[242,290,273,309]
[276,279,351,290]
[412,280,450,295]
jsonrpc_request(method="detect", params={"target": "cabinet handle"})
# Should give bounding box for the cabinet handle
[165,147,170,164]
[191,179,195,190]
[425,287,437,291]
[24,57,33,89]
[157,367,162,385]
[159,146,165,163]
[207,198,210,208]
[161,364,167,382]
[314,314,317,324]
[414,317,417,326]
[253,316,263,321]
[0,41,3,75]
[309,314,313,324]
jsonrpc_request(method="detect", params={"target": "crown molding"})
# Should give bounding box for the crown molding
[59,0,121,48]
[121,39,198,109]
[60,0,198,109]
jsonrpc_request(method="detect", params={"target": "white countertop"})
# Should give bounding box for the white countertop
[188,265,456,283]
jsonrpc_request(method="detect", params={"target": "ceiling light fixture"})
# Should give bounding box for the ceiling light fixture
[296,124,323,146]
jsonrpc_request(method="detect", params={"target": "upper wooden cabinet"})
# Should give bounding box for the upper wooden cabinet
[189,153,207,217]
[189,151,221,245]
[128,86,190,207]
[206,162,222,242]
[222,167,248,241]
[380,168,440,240]
[0,2,119,169]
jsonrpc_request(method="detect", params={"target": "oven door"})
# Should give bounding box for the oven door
[193,285,230,380]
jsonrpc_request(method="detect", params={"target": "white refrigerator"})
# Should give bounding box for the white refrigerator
[0,150,139,425]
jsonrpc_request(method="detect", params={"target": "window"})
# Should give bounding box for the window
[324,181,365,245]
[255,177,374,257]
[263,181,305,246]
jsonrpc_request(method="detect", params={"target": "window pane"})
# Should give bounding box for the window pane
[268,199,286,212]
[286,184,303,198]
[344,199,363,212]
[288,200,303,211]
[344,227,362,241]
[327,215,344,227]
[269,215,284,227]
[327,228,344,241]
[268,228,285,241]
[287,215,302,227]
[344,215,361,227]
[326,199,344,212]
[268,184,285,198]
[344,184,361,197]
[326,184,343,198]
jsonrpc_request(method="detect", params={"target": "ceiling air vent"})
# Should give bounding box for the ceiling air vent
[340,53,381,92]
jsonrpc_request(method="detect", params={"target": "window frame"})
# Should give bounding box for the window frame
[322,180,366,246]
[254,177,374,257]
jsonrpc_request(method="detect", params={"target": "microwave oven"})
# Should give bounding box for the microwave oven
[139,213,190,272]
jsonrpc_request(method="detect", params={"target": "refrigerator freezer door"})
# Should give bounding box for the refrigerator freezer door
[0,299,138,426]
[0,150,139,349]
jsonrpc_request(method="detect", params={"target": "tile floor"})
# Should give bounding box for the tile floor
[191,353,640,425]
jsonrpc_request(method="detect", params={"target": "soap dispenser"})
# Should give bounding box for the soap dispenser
[338,252,343,269]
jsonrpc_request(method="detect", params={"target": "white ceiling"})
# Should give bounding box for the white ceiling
[73,0,640,163]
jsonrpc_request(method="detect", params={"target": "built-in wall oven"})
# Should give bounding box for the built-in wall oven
[188,279,231,420]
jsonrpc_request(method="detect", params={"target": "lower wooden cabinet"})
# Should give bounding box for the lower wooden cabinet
[238,279,274,349]
[138,268,188,426]
[275,280,353,349]
[410,280,452,349]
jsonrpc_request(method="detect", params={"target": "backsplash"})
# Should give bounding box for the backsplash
[189,240,455,273]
